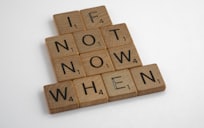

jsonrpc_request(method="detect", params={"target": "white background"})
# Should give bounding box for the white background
[0,0,204,128]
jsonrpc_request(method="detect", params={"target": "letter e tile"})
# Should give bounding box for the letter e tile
[73,75,108,107]
[130,64,166,95]
[44,81,79,113]
[102,69,137,101]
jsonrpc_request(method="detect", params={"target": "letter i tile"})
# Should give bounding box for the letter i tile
[54,11,85,34]
[73,75,108,107]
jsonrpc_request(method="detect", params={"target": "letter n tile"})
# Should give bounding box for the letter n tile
[130,64,166,95]
[52,55,86,81]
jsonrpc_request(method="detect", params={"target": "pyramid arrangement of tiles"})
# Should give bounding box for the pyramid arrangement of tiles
[43,6,166,114]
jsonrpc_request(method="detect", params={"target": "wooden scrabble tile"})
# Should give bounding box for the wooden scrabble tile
[101,23,133,48]
[46,34,79,59]
[130,64,166,96]
[108,44,142,70]
[80,50,114,76]
[102,69,137,101]
[80,6,112,30]
[73,75,108,107]
[54,11,85,34]
[73,29,106,53]
[53,55,86,81]
[44,81,79,113]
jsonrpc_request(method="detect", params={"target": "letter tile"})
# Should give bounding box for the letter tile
[44,81,79,113]
[108,44,142,70]
[101,23,133,48]
[80,6,112,29]
[80,50,114,76]
[73,75,108,107]
[46,34,79,60]
[73,29,106,53]
[52,55,86,81]
[102,69,137,101]
[54,11,85,34]
[130,64,166,95]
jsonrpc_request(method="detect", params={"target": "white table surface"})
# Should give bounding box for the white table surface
[1,0,204,128]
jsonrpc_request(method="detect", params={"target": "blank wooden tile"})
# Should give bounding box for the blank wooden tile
[108,44,142,70]
[73,75,108,107]
[54,11,85,34]
[101,23,133,48]
[80,6,112,30]
[80,50,114,76]
[46,34,79,59]
[130,64,166,96]
[73,29,106,53]
[53,55,86,81]
[102,69,137,101]
[44,81,79,113]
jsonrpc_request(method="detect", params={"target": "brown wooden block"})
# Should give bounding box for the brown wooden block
[130,64,166,96]
[53,55,86,81]
[108,44,142,70]
[73,75,108,107]
[80,50,114,76]
[54,11,85,34]
[80,6,112,30]
[102,69,137,101]
[46,34,79,59]
[73,29,106,53]
[101,23,133,48]
[44,81,79,113]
